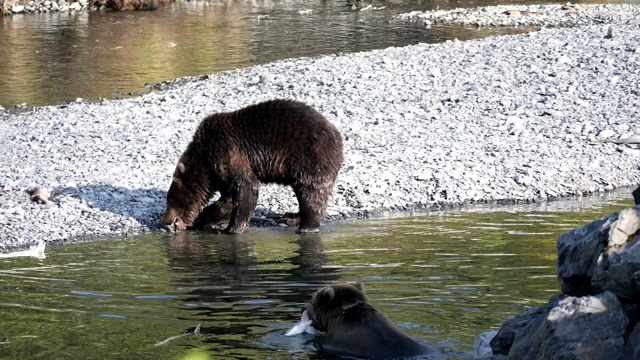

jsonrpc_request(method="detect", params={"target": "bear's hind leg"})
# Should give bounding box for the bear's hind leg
[292,182,333,233]
[225,178,260,234]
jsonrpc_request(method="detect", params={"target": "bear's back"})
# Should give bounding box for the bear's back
[323,308,432,359]
[200,99,343,185]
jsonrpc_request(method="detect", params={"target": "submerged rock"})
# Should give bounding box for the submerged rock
[475,330,498,357]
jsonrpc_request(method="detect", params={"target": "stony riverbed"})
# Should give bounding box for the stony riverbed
[1,11,640,252]
[397,3,640,28]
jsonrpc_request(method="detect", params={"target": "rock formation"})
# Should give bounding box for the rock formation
[479,186,640,359]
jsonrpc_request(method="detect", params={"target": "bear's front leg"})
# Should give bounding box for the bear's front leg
[225,178,260,234]
[191,197,233,229]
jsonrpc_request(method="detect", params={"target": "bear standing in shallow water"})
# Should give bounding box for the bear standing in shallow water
[162,99,343,234]
[305,283,433,359]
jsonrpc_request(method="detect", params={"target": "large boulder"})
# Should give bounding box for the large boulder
[625,321,640,359]
[557,205,640,298]
[489,297,559,356]
[511,291,627,360]
[590,207,640,300]
[482,196,640,359]
[491,291,628,360]
[556,212,617,296]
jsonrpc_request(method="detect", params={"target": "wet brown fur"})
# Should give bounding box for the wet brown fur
[306,283,432,359]
[1,0,9,16]
[100,0,166,11]
[163,99,343,234]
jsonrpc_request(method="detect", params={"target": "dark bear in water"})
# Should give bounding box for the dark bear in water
[306,283,433,359]
[162,99,343,234]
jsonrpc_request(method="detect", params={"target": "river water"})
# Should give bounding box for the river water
[0,190,635,359]
[0,0,578,108]
[0,2,637,359]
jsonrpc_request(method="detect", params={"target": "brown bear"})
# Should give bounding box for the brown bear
[305,282,433,359]
[162,99,343,234]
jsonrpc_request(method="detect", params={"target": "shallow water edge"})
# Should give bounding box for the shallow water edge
[1,194,637,359]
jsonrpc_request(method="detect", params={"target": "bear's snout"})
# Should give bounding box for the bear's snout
[173,218,186,231]
[163,210,187,231]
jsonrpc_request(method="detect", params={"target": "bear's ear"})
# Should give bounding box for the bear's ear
[318,286,335,301]
[176,162,186,175]
[352,282,365,292]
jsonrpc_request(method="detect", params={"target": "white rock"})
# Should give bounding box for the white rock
[505,116,524,135]
[597,129,615,141]
[515,175,533,186]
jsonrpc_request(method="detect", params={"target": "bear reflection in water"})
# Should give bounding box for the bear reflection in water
[289,283,433,359]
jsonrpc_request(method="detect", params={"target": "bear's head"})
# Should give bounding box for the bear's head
[163,160,209,231]
[306,282,368,332]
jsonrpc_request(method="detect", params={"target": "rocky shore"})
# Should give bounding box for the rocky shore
[398,3,640,28]
[1,0,162,14]
[476,195,640,359]
[1,13,640,252]
[3,0,79,13]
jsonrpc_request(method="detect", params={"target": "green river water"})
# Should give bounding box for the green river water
[0,192,635,359]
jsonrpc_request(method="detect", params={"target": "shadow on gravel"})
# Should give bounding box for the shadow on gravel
[53,184,166,229]
[50,185,292,232]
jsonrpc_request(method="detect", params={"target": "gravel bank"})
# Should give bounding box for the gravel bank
[2,0,160,14]
[398,3,640,28]
[4,0,90,14]
[2,19,640,252]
